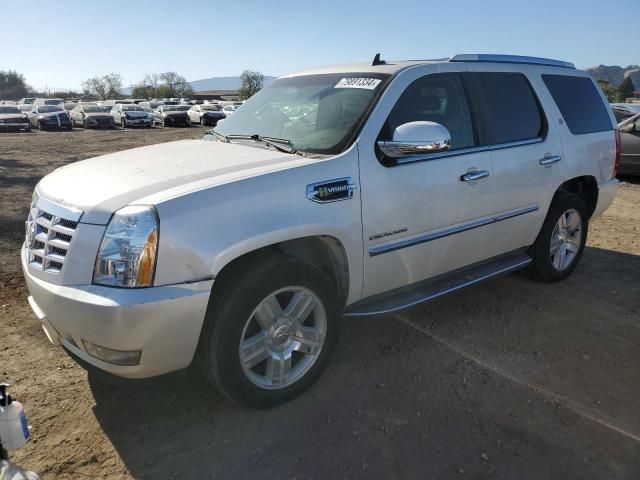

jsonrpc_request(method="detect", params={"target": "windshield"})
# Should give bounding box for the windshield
[0,106,20,113]
[122,105,143,111]
[202,105,220,111]
[39,106,63,113]
[44,99,63,105]
[164,105,190,111]
[19,105,32,112]
[84,106,111,113]
[214,72,389,154]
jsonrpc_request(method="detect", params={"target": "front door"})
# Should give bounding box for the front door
[358,70,498,298]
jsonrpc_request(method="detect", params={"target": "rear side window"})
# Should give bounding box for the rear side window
[469,73,544,145]
[542,75,613,134]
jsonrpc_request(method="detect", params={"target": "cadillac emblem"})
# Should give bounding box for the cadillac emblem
[25,220,37,248]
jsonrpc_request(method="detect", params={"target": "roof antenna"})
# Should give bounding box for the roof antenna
[372,53,385,66]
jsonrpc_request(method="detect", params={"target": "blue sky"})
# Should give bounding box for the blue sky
[2,0,638,91]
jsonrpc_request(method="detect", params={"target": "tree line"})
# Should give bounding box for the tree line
[598,77,636,103]
[0,69,265,101]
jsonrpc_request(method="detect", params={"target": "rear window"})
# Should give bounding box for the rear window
[471,73,544,145]
[542,75,612,134]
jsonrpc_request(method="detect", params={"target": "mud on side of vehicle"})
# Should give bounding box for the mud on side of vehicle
[22,54,619,408]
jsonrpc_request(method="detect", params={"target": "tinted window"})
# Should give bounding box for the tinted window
[383,74,474,150]
[542,75,612,135]
[471,73,544,145]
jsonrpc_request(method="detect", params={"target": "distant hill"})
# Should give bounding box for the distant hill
[190,75,276,92]
[122,75,276,96]
[586,65,640,90]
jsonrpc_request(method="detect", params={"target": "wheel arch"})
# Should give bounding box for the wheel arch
[212,234,351,306]
[554,175,599,218]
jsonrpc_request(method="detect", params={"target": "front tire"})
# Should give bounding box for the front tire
[527,192,588,282]
[121,118,126,129]
[199,254,340,408]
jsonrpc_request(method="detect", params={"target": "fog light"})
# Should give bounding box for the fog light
[82,340,141,366]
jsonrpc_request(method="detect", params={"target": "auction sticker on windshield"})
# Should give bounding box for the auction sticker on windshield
[334,78,382,89]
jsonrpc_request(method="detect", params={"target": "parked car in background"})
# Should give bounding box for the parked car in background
[70,104,115,129]
[221,104,237,117]
[18,104,33,114]
[103,99,135,106]
[154,104,191,127]
[139,101,164,113]
[29,104,72,130]
[18,97,36,105]
[111,104,153,128]
[0,105,31,131]
[33,98,64,107]
[188,104,225,126]
[611,103,640,123]
[618,113,640,175]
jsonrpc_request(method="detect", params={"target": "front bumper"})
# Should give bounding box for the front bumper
[0,121,30,130]
[163,115,189,126]
[592,177,619,219]
[22,245,213,378]
[124,117,152,127]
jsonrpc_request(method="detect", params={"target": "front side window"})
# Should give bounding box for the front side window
[381,74,475,150]
[470,72,544,145]
[215,72,390,154]
[542,74,613,135]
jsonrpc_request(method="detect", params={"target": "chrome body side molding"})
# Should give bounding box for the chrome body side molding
[369,205,539,257]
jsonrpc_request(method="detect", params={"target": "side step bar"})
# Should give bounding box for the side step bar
[343,250,531,318]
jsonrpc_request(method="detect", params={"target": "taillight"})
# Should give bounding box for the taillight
[613,129,621,178]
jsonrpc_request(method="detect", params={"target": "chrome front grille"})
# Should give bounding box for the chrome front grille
[26,202,80,273]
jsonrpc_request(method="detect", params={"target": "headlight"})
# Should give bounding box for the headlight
[93,205,159,287]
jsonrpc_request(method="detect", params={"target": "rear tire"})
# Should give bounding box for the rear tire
[199,254,340,408]
[526,192,588,282]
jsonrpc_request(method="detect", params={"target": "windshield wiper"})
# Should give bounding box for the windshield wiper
[226,134,305,156]
[208,130,229,142]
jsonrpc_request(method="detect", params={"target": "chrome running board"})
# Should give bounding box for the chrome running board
[343,250,531,317]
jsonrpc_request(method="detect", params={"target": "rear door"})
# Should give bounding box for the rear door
[462,68,564,257]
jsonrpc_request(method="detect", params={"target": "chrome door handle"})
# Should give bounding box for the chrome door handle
[540,155,561,166]
[461,170,490,182]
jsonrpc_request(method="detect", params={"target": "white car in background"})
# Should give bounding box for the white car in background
[222,105,237,117]
[111,104,153,128]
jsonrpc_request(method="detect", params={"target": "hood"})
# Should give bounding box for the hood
[0,113,27,120]
[123,110,148,118]
[37,139,313,224]
[85,112,113,119]
[40,111,67,118]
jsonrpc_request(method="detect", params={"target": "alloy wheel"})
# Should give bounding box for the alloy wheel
[239,286,327,390]
[549,208,582,271]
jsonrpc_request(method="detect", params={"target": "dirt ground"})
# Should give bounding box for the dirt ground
[1,127,639,479]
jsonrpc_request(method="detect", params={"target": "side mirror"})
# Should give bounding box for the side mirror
[378,121,451,158]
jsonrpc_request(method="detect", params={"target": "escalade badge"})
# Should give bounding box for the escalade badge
[306,177,357,203]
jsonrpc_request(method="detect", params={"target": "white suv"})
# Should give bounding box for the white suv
[22,54,619,408]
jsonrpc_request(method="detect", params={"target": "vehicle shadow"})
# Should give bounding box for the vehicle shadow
[90,245,640,479]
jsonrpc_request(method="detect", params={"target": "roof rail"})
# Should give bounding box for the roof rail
[450,54,575,69]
